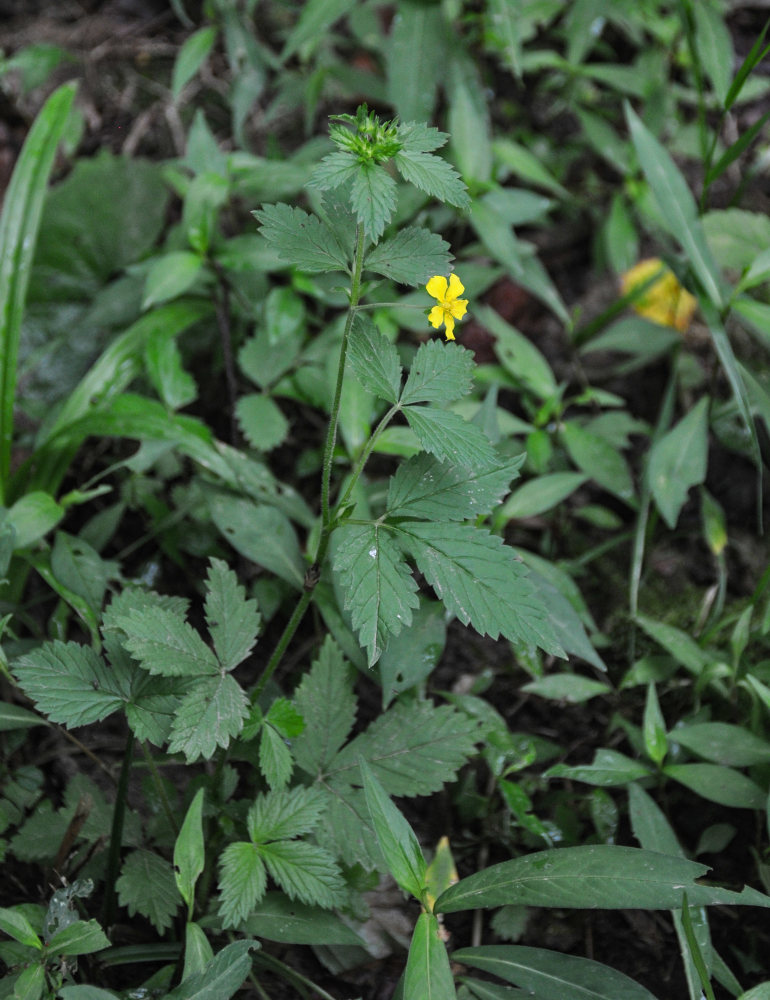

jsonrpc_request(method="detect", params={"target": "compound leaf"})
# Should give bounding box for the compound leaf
[218,841,267,928]
[393,149,470,210]
[203,557,261,672]
[116,606,218,677]
[247,786,326,843]
[292,638,357,775]
[168,674,248,761]
[258,840,345,908]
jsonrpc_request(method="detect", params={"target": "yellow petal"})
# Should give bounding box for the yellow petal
[428,304,445,329]
[449,298,468,320]
[444,313,456,339]
[447,273,465,299]
[426,275,448,300]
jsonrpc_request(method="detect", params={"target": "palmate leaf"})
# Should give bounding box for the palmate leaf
[386,453,522,520]
[253,203,350,273]
[116,606,219,677]
[247,786,326,843]
[168,674,248,761]
[404,406,498,470]
[347,313,402,404]
[400,340,475,405]
[350,163,398,241]
[13,641,124,727]
[365,227,451,286]
[203,558,261,671]
[333,522,420,666]
[218,841,267,928]
[258,840,345,908]
[116,849,180,933]
[292,637,357,775]
[396,521,563,656]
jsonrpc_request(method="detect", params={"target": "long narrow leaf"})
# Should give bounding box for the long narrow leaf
[0,81,76,503]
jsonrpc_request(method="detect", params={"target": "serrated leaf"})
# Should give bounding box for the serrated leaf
[405,913,456,1000]
[365,227,451,286]
[163,939,258,1000]
[361,759,427,898]
[13,641,123,727]
[235,393,288,451]
[330,701,479,796]
[168,674,248,761]
[204,557,261,671]
[396,521,562,655]
[248,786,326,843]
[116,606,218,677]
[394,148,470,210]
[648,398,709,529]
[387,453,521,521]
[308,150,360,192]
[350,164,397,241]
[259,724,293,790]
[258,840,344,908]
[405,406,497,469]
[347,313,402,403]
[116,850,180,934]
[292,638,357,774]
[333,522,420,666]
[254,203,349,273]
[401,340,475,406]
[218,841,267,927]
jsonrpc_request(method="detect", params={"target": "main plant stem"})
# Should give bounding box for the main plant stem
[252,226,366,701]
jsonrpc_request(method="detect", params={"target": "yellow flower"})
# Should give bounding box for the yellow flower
[620,258,697,333]
[426,274,468,341]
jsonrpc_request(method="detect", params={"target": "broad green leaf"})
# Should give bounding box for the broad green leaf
[172,26,218,99]
[0,82,76,503]
[208,493,305,589]
[394,125,470,210]
[6,491,64,549]
[218,841,267,927]
[292,637,356,775]
[672,722,770,767]
[59,988,120,1000]
[397,521,563,655]
[347,314,402,404]
[11,963,45,1000]
[203,557,261,671]
[182,921,214,982]
[13,641,123,727]
[464,980,529,1000]
[521,675,610,704]
[663,763,766,809]
[46,919,111,956]
[361,759,427,898]
[648,398,709,528]
[436,846,770,913]
[378,599,446,708]
[625,105,723,308]
[693,0,733,104]
[239,285,306,390]
[169,674,248,761]
[259,724,293,789]
[242,892,364,945]
[635,614,715,676]
[142,251,203,309]
[281,0,355,60]
[387,453,522,521]
[470,198,522,278]
[333,521,420,666]
[117,606,218,677]
[247,786,326,843]
[643,683,668,767]
[51,531,113,615]
[0,702,47,731]
[254,203,349,273]
[486,0,523,76]
[174,789,205,910]
[545,748,651,787]
[476,304,557,399]
[404,406,497,469]
[259,840,345,908]
[236,393,288,452]
[740,985,770,1000]
[405,913,456,1000]
[365,227,451,287]
[453,944,660,1000]
[401,340,475,406]
[562,422,635,506]
[145,335,197,410]
[351,164,398,242]
[163,940,258,1000]
[501,472,588,520]
[0,906,42,948]
[448,52,492,184]
[387,2,444,122]
[116,850,180,934]
[308,150,359,193]
[492,139,570,199]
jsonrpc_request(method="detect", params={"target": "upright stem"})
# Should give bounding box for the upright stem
[102,729,135,929]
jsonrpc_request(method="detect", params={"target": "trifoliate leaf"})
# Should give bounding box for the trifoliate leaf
[401,340,475,405]
[13,641,124,727]
[115,606,219,677]
[396,521,564,656]
[309,150,360,192]
[204,558,261,672]
[258,840,345,908]
[404,406,497,469]
[347,314,402,404]
[259,724,293,790]
[330,701,479,796]
[218,841,267,928]
[168,674,248,761]
[116,850,180,933]
[350,163,397,241]
[386,453,523,521]
[365,227,451,286]
[292,638,357,775]
[254,203,350,273]
[333,522,420,666]
[393,149,470,210]
[247,786,326,843]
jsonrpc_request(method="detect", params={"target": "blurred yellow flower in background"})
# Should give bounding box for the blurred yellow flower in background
[620,258,697,332]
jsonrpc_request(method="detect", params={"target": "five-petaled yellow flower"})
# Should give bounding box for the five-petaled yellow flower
[426,274,468,341]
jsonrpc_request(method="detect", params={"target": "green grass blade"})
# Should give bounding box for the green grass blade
[0,81,76,505]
